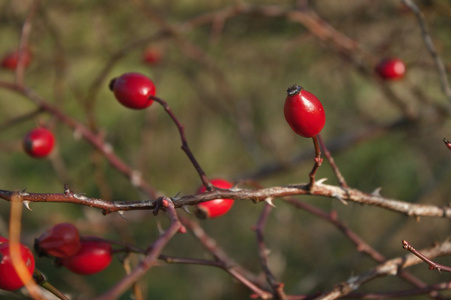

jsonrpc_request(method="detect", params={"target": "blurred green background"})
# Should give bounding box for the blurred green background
[1,0,451,299]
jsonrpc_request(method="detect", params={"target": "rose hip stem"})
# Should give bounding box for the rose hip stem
[308,135,322,189]
[150,95,211,190]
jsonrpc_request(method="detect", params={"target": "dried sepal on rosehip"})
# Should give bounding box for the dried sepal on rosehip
[35,223,81,258]
[195,179,234,219]
[58,240,112,275]
[109,72,156,109]
[0,241,35,291]
[284,85,326,138]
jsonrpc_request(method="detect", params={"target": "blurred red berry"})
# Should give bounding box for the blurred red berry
[196,179,234,219]
[284,84,326,138]
[35,223,81,258]
[0,242,35,291]
[109,72,156,109]
[23,127,55,158]
[0,236,8,244]
[1,48,32,70]
[375,58,406,80]
[142,47,162,65]
[59,240,112,275]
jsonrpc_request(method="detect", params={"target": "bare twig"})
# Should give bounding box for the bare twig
[403,240,451,272]
[151,96,211,190]
[402,0,451,103]
[317,240,451,299]
[253,204,287,300]
[94,198,181,300]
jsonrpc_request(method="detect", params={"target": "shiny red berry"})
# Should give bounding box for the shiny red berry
[0,236,8,244]
[109,72,156,109]
[0,242,35,291]
[375,58,406,80]
[35,223,81,258]
[59,240,112,275]
[23,127,55,158]
[142,47,162,65]
[284,85,326,138]
[196,179,234,219]
[1,49,32,70]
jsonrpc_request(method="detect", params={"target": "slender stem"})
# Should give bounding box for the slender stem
[403,240,451,272]
[402,0,451,104]
[308,135,322,189]
[151,95,211,190]
[253,203,287,299]
[317,133,348,188]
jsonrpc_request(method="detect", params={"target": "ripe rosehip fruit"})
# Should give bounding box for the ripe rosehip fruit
[35,223,81,258]
[109,72,156,109]
[1,48,32,70]
[0,242,35,291]
[142,47,162,65]
[23,127,55,158]
[284,85,326,138]
[0,236,8,244]
[196,179,234,219]
[375,58,406,80]
[59,240,112,275]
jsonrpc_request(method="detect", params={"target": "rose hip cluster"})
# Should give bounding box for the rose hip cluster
[35,223,113,275]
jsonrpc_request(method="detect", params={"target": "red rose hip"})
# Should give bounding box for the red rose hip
[0,242,35,291]
[284,85,326,138]
[35,223,81,258]
[109,72,156,109]
[375,58,406,80]
[59,240,112,275]
[1,48,32,70]
[23,127,55,158]
[196,179,234,219]
[142,47,162,65]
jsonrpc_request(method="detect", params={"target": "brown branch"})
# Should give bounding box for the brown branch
[94,198,181,300]
[402,0,451,104]
[253,204,287,300]
[151,96,211,190]
[403,240,451,272]
[0,81,159,198]
[15,0,40,87]
[317,240,451,299]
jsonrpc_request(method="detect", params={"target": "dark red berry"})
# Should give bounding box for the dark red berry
[0,242,35,291]
[284,85,326,138]
[1,48,32,70]
[23,127,55,158]
[35,223,81,258]
[59,240,112,275]
[375,58,406,80]
[196,179,234,219]
[109,72,156,109]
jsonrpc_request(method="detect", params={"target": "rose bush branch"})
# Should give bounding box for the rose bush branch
[0,81,158,198]
[402,0,451,104]
[318,240,451,299]
[150,95,211,190]
[253,203,287,300]
[94,197,181,300]
[285,197,435,293]
[403,240,451,273]
[2,180,451,218]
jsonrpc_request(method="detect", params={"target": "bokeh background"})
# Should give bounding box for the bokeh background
[1,0,451,299]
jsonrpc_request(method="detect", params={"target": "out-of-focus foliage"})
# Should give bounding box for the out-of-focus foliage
[1,0,451,299]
